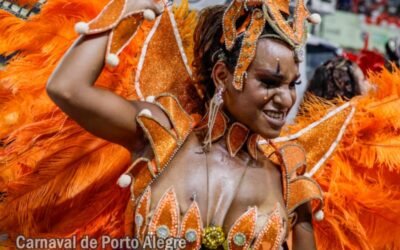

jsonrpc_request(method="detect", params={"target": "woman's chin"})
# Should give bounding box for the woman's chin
[258,127,282,140]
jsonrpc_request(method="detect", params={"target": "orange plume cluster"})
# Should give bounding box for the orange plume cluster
[0,0,197,245]
[289,66,400,250]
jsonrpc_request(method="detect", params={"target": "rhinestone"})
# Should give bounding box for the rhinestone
[156,225,170,239]
[233,233,246,246]
[135,214,143,226]
[185,229,197,243]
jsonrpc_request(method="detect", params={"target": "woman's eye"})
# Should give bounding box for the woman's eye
[261,80,280,88]
[289,81,302,89]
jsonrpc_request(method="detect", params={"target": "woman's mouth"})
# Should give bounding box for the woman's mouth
[263,110,286,128]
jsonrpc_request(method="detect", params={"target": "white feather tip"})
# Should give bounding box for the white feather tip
[314,210,324,221]
[117,174,132,188]
[307,13,322,24]
[143,9,156,21]
[145,96,156,103]
[139,109,153,117]
[74,22,90,34]
[106,53,120,67]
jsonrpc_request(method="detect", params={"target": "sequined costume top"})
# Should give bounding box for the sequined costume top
[121,93,325,249]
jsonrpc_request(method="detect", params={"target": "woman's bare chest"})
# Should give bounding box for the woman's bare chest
[147,134,286,232]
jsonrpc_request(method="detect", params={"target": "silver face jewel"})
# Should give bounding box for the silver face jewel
[135,214,143,227]
[233,232,246,246]
[185,229,198,243]
[156,225,170,239]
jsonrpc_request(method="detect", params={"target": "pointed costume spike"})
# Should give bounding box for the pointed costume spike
[264,0,309,47]
[179,202,203,249]
[136,115,178,170]
[222,0,244,50]
[155,94,193,142]
[75,0,127,35]
[227,207,257,250]
[232,9,265,90]
[287,176,323,215]
[253,204,285,250]
[106,11,144,66]
[135,187,152,243]
[226,122,250,157]
[148,187,180,239]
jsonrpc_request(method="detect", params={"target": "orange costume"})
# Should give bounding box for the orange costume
[0,0,400,249]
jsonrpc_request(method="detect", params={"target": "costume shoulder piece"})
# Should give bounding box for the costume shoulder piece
[257,101,355,226]
[265,67,400,250]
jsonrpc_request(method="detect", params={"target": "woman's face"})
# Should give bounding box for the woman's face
[220,38,299,139]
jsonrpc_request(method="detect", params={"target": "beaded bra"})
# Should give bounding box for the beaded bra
[114,94,354,249]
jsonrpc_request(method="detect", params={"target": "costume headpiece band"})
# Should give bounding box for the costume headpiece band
[222,0,321,91]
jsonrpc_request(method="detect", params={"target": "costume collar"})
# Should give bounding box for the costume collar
[195,109,260,160]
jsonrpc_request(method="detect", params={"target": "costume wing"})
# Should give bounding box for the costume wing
[0,0,197,243]
[260,67,400,250]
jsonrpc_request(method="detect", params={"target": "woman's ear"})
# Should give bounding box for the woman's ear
[212,61,232,90]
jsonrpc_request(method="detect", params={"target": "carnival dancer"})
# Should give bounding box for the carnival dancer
[1,0,400,249]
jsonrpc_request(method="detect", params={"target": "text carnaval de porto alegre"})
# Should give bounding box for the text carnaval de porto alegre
[16,235,187,249]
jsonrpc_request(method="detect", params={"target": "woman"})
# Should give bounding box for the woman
[45,0,320,249]
[2,0,400,249]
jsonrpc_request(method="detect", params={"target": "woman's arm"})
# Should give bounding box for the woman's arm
[291,203,317,250]
[46,0,168,152]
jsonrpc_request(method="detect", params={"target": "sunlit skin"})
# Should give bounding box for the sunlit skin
[213,38,300,139]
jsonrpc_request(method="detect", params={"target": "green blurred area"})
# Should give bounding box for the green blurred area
[318,10,400,53]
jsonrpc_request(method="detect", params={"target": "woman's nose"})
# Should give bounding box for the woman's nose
[272,87,295,109]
